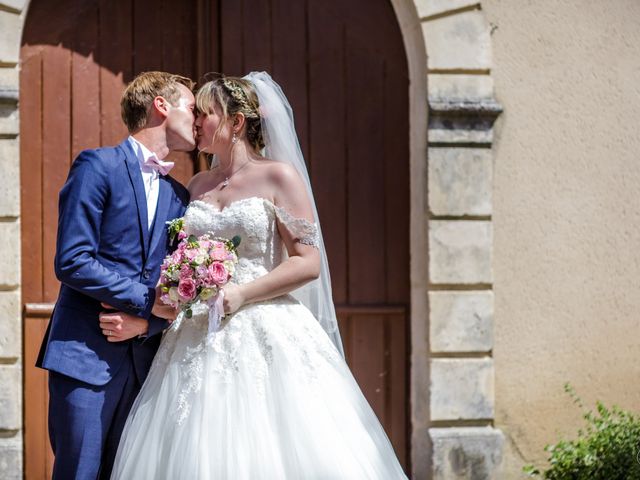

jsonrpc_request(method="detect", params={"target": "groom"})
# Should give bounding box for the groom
[36,71,195,479]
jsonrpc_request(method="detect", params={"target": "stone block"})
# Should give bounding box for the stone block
[430,358,494,420]
[429,220,492,284]
[0,0,26,13]
[0,432,22,480]
[422,9,491,71]
[416,0,479,19]
[0,220,20,287]
[0,10,21,65]
[428,114,495,145]
[0,103,18,137]
[0,65,18,90]
[429,147,492,216]
[428,74,494,102]
[430,427,504,480]
[0,364,21,430]
[0,290,20,358]
[0,139,19,217]
[430,291,493,352]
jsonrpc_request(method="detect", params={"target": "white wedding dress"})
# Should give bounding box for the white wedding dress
[111,197,408,479]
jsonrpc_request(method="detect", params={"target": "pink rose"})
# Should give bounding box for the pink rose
[179,264,193,281]
[195,265,211,287]
[211,245,227,261]
[178,277,196,301]
[208,262,228,285]
[160,293,177,308]
[178,231,188,240]
[169,252,180,266]
[184,247,200,261]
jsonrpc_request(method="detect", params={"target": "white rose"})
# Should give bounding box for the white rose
[199,287,217,301]
[168,287,180,302]
[223,260,235,275]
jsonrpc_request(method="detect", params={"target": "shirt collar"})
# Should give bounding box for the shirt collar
[128,136,159,172]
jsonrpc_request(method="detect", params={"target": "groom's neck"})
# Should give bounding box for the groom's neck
[131,128,170,160]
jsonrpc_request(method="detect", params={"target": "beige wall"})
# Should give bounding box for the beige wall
[483,0,640,476]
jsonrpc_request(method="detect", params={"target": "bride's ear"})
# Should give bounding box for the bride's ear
[232,112,246,135]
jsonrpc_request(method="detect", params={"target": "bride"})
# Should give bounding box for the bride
[111,72,407,479]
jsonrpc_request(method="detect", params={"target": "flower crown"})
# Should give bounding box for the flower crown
[222,78,250,111]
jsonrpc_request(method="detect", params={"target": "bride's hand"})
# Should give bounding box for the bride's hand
[221,284,245,315]
[151,286,179,322]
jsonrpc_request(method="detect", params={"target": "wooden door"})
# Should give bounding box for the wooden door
[21,0,409,477]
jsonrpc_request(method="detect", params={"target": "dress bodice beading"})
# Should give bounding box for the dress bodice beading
[183,197,318,285]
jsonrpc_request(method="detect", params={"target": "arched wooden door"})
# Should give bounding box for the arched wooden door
[21,1,409,477]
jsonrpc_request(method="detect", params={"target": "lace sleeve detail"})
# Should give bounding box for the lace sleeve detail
[273,205,320,248]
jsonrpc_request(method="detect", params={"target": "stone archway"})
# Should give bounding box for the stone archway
[0,0,503,478]
[389,1,504,478]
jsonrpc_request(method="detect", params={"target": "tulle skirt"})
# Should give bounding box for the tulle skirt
[111,296,407,479]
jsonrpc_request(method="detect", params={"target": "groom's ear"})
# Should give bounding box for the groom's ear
[153,96,171,118]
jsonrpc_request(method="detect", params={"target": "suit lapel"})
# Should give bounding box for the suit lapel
[121,140,150,259]
[148,176,171,257]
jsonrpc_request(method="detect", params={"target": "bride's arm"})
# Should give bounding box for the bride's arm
[222,163,321,313]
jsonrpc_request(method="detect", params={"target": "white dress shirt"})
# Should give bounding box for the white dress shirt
[127,136,160,230]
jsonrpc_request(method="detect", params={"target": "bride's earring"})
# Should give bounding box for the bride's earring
[231,132,238,144]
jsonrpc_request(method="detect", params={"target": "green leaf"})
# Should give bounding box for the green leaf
[524,383,640,479]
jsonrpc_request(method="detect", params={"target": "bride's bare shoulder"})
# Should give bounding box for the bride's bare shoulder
[259,159,300,185]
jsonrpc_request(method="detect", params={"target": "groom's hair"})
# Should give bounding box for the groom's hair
[121,71,195,133]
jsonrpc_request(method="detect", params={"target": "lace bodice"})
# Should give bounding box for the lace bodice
[183,197,318,285]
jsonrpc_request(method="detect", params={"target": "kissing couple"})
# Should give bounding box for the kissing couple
[37,70,408,479]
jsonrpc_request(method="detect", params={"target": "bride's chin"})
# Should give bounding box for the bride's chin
[197,143,213,154]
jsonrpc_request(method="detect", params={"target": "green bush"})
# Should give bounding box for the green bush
[523,383,640,480]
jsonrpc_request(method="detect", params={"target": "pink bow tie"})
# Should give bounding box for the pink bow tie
[144,155,174,176]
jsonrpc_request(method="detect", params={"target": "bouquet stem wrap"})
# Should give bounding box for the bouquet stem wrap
[206,289,225,345]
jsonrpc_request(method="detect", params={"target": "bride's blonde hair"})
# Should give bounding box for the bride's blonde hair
[196,75,265,153]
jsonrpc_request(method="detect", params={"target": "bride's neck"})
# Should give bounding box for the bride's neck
[216,143,254,174]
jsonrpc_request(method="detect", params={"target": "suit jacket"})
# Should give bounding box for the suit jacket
[37,139,189,386]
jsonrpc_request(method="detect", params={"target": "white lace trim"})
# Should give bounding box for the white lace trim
[273,205,319,247]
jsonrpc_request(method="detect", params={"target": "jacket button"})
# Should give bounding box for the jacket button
[143,269,151,279]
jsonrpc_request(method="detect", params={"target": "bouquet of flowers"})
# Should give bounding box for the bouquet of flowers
[159,218,241,320]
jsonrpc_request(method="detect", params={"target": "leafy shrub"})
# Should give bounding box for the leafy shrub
[523,383,640,480]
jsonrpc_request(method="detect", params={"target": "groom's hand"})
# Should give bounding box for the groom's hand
[99,305,149,342]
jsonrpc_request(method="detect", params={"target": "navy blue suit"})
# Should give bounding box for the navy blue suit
[36,139,189,479]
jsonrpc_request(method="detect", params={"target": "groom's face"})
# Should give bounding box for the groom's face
[165,84,197,152]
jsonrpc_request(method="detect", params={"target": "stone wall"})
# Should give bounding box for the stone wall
[0,1,24,479]
[484,0,640,477]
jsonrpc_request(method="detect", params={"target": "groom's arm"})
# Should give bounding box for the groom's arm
[54,150,156,319]
[145,315,170,338]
